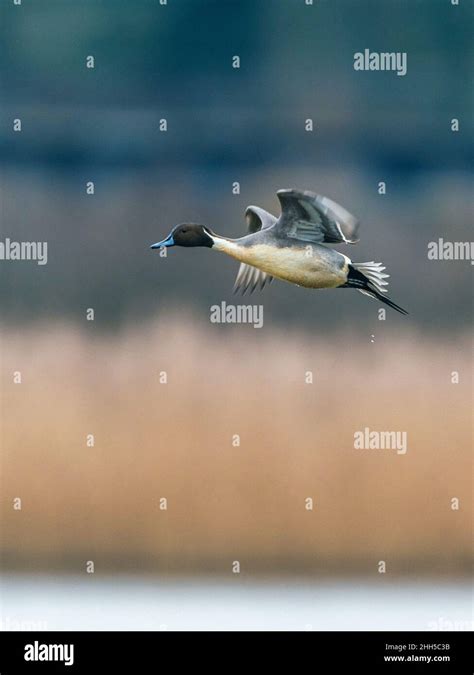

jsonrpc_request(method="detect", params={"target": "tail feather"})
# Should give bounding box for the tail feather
[352,261,390,294]
[344,263,408,315]
[359,287,409,315]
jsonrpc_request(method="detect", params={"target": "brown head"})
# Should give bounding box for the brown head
[150,224,214,249]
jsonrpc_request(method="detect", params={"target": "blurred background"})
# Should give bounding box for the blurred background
[1,0,472,630]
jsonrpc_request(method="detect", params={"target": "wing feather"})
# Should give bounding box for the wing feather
[232,205,276,294]
[275,189,360,245]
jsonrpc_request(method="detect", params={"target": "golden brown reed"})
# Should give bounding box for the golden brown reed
[1,317,471,576]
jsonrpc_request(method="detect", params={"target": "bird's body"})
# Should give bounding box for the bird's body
[212,234,349,289]
[151,188,408,315]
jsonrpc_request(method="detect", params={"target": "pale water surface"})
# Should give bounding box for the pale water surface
[1,576,472,631]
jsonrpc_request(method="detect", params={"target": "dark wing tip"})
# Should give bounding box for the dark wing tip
[277,188,318,199]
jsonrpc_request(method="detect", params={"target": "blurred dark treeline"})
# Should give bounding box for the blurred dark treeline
[1,0,472,331]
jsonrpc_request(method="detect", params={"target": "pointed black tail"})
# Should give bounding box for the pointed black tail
[342,265,409,315]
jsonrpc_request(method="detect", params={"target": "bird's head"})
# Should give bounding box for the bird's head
[150,224,214,249]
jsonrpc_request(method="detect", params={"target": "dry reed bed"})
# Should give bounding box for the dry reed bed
[1,318,471,575]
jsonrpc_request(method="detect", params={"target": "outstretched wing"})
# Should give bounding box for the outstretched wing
[275,189,360,245]
[244,205,277,233]
[233,206,276,295]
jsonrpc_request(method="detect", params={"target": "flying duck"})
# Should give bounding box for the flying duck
[150,189,408,314]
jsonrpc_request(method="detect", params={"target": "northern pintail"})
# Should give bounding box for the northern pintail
[151,189,408,314]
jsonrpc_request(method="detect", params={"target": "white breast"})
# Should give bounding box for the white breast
[212,238,349,289]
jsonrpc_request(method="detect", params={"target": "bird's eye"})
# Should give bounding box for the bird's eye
[181,229,187,234]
